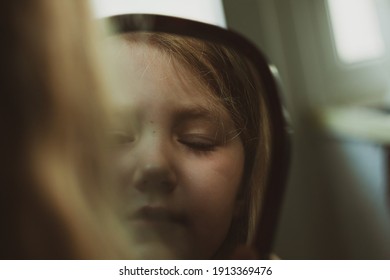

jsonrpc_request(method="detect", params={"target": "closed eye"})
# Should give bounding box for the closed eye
[177,135,217,152]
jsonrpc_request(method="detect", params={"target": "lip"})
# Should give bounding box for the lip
[130,206,187,226]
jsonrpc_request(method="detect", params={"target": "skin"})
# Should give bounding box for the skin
[110,39,245,259]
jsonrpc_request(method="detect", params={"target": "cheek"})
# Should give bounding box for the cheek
[179,144,245,257]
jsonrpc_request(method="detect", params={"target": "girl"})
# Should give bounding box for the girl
[109,31,271,259]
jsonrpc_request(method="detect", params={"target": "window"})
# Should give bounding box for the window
[327,0,385,64]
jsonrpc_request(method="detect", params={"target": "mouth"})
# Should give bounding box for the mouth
[127,206,191,259]
[130,206,187,226]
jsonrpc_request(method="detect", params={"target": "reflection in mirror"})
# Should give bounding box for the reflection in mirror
[105,23,286,259]
[2,0,288,260]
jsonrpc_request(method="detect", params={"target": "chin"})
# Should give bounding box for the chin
[128,221,195,259]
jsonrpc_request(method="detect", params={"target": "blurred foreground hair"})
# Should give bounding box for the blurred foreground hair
[0,1,130,259]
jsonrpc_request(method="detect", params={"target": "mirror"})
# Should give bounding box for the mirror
[104,14,289,259]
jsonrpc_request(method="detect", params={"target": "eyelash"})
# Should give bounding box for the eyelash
[110,132,218,153]
[178,136,217,152]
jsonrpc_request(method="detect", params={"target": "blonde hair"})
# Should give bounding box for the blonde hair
[0,1,130,259]
[118,32,271,257]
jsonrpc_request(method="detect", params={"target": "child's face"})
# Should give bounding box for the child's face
[111,40,245,259]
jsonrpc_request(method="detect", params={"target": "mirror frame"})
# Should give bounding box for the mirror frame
[106,14,290,259]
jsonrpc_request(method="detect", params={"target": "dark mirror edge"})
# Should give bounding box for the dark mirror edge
[105,13,291,260]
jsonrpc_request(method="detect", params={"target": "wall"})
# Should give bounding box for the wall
[223,0,390,259]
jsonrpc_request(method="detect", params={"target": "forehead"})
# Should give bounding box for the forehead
[110,35,228,117]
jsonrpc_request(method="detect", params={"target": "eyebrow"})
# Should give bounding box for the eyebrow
[174,105,243,143]
[174,106,225,123]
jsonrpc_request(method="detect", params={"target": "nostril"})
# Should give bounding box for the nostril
[131,153,177,193]
[160,180,174,191]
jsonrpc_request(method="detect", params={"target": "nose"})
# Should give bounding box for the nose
[132,138,177,194]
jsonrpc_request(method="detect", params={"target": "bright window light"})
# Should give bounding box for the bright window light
[91,0,226,28]
[327,0,385,64]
